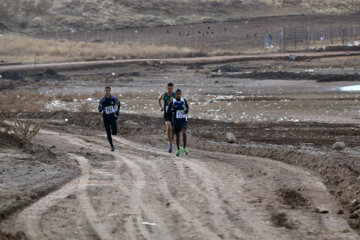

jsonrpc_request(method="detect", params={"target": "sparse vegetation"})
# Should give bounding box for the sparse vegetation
[11,120,40,141]
[79,101,92,113]
[0,0,357,33]
[0,91,50,112]
[0,36,206,64]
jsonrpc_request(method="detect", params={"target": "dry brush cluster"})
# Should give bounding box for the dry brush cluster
[0,109,40,141]
[0,35,206,64]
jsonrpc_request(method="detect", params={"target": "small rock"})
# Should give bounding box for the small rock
[226,132,237,143]
[15,195,21,200]
[315,208,329,214]
[337,210,344,214]
[333,142,345,151]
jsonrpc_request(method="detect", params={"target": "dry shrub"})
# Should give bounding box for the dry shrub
[92,91,104,98]
[55,93,89,102]
[79,102,91,113]
[119,76,134,82]
[12,120,40,141]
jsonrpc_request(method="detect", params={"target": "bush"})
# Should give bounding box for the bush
[12,120,40,141]
[0,110,10,134]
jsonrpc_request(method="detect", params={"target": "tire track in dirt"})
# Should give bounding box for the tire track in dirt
[70,154,114,240]
[111,135,359,240]
[111,136,230,239]
[111,136,258,239]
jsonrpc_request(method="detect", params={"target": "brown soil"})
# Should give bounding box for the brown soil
[3,111,359,236]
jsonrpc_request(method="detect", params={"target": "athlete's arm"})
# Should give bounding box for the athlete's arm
[166,101,174,119]
[158,93,165,111]
[114,96,121,114]
[98,97,104,113]
[184,99,189,114]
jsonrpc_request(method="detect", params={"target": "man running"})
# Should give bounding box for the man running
[158,82,175,153]
[98,86,120,151]
[167,89,189,157]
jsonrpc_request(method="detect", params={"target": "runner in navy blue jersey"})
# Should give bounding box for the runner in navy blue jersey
[98,86,120,151]
[167,89,189,157]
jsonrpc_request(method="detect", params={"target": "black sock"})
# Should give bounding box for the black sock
[184,143,186,148]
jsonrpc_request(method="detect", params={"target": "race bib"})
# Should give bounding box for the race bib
[176,110,186,119]
[105,106,115,114]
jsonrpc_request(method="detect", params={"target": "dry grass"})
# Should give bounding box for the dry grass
[79,102,92,113]
[0,35,206,64]
[11,120,40,141]
[0,91,50,112]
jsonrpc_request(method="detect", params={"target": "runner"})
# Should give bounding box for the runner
[158,82,175,153]
[167,89,189,157]
[98,86,120,151]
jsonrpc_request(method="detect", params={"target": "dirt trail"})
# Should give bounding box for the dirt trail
[1,51,360,72]
[1,129,359,240]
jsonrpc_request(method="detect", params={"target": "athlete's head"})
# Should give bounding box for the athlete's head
[104,86,111,98]
[166,82,174,93]
[175,89,182,100]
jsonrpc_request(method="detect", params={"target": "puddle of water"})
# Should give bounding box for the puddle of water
[339,85,360,92]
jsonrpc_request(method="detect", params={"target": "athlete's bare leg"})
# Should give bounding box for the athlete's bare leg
[165,121,173,144]
[182,129,187,148]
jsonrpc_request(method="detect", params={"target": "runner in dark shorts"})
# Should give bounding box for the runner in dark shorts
[98,86,120,152]
[158,82,175,152]
[167,89,189,157]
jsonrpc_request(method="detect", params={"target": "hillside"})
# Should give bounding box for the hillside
[0,0,358,33]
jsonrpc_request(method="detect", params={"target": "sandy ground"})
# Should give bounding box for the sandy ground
[1,124,359,240]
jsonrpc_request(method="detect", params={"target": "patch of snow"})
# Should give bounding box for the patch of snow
[339,85,360,92]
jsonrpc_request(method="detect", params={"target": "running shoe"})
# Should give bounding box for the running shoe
[168,144,173,153]
[176,149,180,157]
[183,148,189,155]
[111,146,115,152]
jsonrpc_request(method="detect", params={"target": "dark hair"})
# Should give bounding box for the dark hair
[167,82,174,87]
[105,86,111,90]
[175,89,182,93]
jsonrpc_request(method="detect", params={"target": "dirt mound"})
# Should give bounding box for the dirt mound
[317,46,360,52]
[0,71,25,81]
[0,231,27,240]
[212,71,360,82]
[30,69,65,81]
[0,69,65,82]
[187,64,204,70]
[212,64,241,73]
